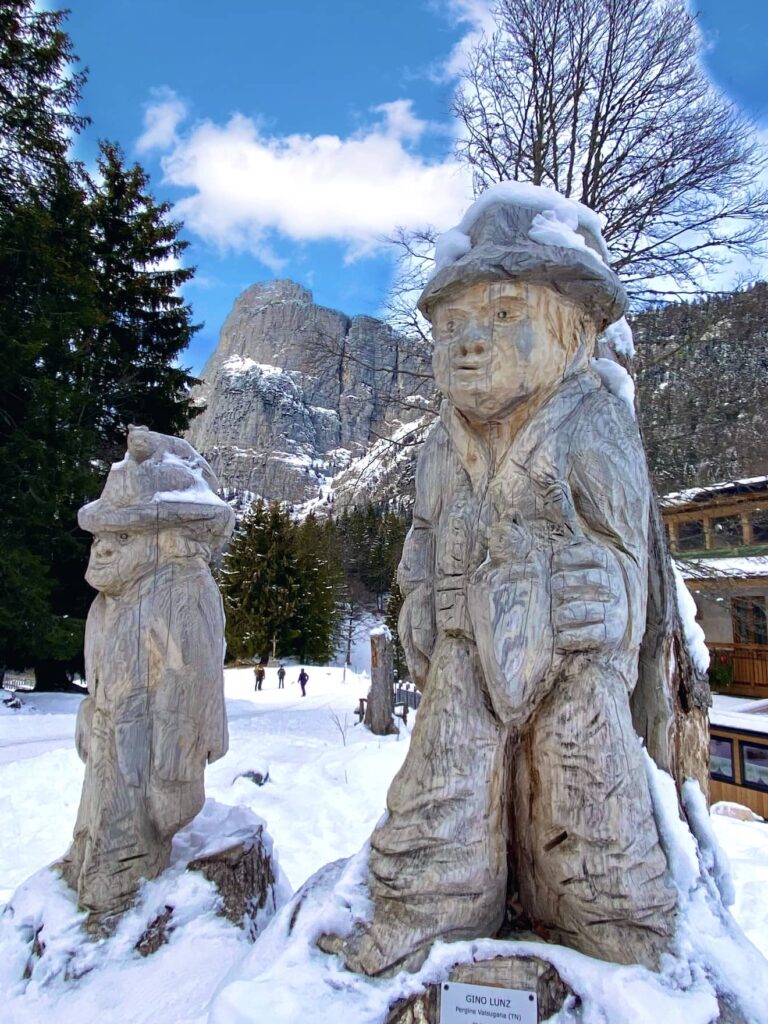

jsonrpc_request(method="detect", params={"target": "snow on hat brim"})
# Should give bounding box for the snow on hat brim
[418,198,627,331]
[78,426,235,548]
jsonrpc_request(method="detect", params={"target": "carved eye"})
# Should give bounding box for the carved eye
[118,533,130,542]
[446,319,456,333]
[497,309,508,320]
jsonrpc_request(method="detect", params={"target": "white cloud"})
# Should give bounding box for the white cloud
[137,87,189,154]
[372,100,428,141]
[436,0,496,80]
[151,101,473,263]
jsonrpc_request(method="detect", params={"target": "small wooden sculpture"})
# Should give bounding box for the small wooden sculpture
[59,426,235,932]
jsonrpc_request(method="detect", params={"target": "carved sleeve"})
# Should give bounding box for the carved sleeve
[567,391,650,655]
[148,570,229,783]
[396,427,441,690]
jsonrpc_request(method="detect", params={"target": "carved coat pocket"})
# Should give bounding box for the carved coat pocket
[151,713,204,783]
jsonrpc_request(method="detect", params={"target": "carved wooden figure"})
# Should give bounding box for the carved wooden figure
[58,426,235,932]
[342,191,685,977]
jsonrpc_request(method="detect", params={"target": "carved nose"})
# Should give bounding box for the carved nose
[460,342,486,357]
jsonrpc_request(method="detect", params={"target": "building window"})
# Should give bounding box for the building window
[677,519,705,551]
[752,508,768,544]
[732,596,768,645]
[741,741,768,791]
[712,514,742,549]
[710,736,734,781]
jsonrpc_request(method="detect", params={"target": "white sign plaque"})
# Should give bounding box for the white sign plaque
[439,981,537,1024]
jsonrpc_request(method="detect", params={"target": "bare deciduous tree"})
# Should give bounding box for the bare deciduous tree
[453,0,768,298]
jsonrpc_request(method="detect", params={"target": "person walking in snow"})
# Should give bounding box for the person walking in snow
[298,668,308,697]
[277,664,286,689]
[254,665,265,691]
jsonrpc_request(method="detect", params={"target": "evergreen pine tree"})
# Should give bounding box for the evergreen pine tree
[81,142,201,465]
[0,0,88,210]
[0,10,205,682]
[220,504,344,664]
[294,514,343,663]
[0,133,98,675]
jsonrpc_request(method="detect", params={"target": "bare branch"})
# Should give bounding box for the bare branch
[451,0,768,295]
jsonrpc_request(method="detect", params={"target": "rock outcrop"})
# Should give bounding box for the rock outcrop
[187,280,428,505]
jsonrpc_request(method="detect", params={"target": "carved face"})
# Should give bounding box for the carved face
[85,531,158,595]
[431,280,581,423]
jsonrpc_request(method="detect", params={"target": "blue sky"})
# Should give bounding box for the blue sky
[62,0,768,374]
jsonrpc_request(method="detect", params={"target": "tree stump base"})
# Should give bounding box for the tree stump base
[386,955,574,1023]
[188,828,281,937]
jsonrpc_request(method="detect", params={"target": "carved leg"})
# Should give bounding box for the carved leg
[344,637,509,976]
[62,710,169,932]
[512,665,677,969]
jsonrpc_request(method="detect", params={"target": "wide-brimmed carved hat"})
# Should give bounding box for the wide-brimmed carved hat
[418,183,627,332]
[79,426,235,548]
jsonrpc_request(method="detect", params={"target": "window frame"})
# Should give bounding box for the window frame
[739,739,768,793]
[709,734,735,783]
[711,513,743,549]
[677,518,705,552]
[731,595,768,645]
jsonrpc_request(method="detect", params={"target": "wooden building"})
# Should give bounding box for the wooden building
[709,695,768,818]
[662,476,768,699]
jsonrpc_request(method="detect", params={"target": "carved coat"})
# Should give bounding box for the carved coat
[362,368,676,974]
[62,558,228,923]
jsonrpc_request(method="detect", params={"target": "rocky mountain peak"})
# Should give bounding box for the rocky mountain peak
[186,280,428,507]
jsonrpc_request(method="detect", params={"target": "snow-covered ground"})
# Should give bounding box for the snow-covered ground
[1,667,768,1023]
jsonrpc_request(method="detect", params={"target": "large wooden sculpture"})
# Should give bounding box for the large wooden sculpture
[342,189,686,977]
[59,426,235,932]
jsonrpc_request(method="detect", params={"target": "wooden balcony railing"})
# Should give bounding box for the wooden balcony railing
[707,642,768,697]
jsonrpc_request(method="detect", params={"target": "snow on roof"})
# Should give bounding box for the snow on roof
[677,555,768,581]
[710,694,768,737]
[660,476,768,509]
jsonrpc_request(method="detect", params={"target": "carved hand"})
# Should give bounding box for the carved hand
[552,540,628,653]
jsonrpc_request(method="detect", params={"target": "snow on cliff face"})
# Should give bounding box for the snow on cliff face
[186,280,430,507]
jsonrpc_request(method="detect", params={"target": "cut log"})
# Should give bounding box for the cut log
[188,829,281,938]
[365,627,398,736]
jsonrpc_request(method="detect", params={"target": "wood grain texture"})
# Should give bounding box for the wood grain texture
[342,279,686,977]
[58,428,234,933]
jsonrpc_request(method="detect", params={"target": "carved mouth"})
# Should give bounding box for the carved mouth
[453,362,489,372]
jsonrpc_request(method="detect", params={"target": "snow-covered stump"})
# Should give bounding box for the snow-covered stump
[188,828,282,938]
[4,801,290,988]
[365,627,398,737]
